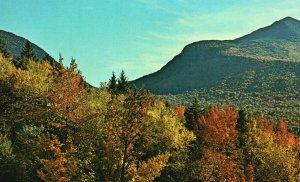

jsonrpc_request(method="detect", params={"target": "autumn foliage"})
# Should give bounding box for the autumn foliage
[0,54,300,181]
[198,106,238,151]
[194,106,244,181]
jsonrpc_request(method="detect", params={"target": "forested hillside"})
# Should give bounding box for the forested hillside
[133,17,300,136]
[1,53,300,181]
[132,17,300,94]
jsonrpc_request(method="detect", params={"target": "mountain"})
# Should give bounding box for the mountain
[132,17,300,94]
[0,30,50,60]
[237,16,300,41]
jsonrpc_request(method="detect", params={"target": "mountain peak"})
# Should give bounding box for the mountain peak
[279,16,300,23]
[236,16,300,41]
[273,16,300,28]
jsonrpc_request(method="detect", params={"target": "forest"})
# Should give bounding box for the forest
[1,41,300,181]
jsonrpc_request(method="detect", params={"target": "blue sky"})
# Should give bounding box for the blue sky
[1,0,300,86]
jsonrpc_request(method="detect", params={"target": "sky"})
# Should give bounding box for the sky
[1,0,300,86]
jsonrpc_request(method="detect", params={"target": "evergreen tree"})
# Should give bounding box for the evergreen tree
[184,98,203,130]
[108,72,117,94]
[42,54,56,67]
[57,53,64,73]
[0,38,10,58]
[69,57,77,71]
[21,41,36,60]
[117,70,128,93]
[237,110,250,134]
[59,53,63,66]
[19,41,36,69]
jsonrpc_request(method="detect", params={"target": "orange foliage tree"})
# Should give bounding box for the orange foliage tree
[198,106,238,151]
[37,136,69,182]
[195,106,244,181]
[175,105,185,118]
[38,59,90,181]
[275,120,296,148]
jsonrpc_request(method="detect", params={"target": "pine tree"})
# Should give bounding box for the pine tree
[55,53,65,74]
[59,53,64,67]
[43,54,56,67]
[117,70,128,93]
[0,38,10,58]
[19,41,36,69]
[69,57,77,71]
[108,72,117,94]
[21,41,36,60]
[237,110,250,134]
[184,98,203,130]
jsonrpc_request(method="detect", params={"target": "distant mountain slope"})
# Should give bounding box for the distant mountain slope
[0,30,50,60]
[132,17,300,94]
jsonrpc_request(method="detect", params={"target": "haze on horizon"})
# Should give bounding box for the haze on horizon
[1,0,300,86]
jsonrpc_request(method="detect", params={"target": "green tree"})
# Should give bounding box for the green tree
[19,41,36,69]
[21,41,36,60]
[117,70,128,93]
[55,53,65,75]
[69,57,77,71]
[108,72,117,94]
[184,98,203,130]
[58,53,63,68]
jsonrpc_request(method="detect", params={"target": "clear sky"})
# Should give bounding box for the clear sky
[1,0,300,86]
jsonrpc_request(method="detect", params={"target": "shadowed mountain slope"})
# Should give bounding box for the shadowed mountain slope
[0,30,50,60]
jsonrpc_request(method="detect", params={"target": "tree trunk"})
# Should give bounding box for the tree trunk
[120,142,128,182]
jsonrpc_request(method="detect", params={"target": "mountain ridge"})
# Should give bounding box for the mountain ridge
[236,16,300,41]
[132,17,300,94]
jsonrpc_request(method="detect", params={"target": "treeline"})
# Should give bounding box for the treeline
[0,38,56,69]
[0,52,300,181]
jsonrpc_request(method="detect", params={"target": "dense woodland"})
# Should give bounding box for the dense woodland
[161,86,300,134]
[1,40,300,181]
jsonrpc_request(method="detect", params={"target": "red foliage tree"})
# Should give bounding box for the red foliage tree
[195,106,244,181]
[199,106,238,151]
[175,105,185,118]
[275,121,296,148]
